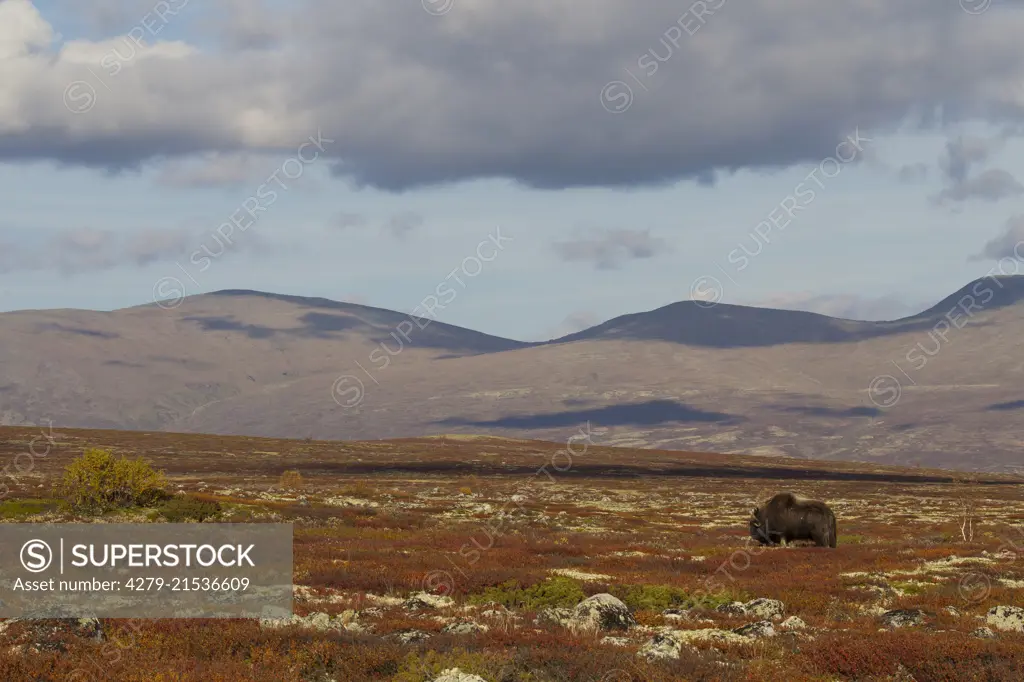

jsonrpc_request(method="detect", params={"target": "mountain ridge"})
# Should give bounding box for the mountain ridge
[2,276,1023,473]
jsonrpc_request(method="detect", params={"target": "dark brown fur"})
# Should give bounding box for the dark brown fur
[749,492,837,548]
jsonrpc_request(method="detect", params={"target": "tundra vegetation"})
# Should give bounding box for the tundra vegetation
[0,426,1023,681]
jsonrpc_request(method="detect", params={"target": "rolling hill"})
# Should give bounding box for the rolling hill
[2,276,1023,472]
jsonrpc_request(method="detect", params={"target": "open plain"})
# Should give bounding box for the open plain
[1,426,1023,681]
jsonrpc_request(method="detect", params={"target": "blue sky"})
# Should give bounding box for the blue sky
[3,0,1024,341]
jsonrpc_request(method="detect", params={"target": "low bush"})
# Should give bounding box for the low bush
[612,583,692,612]
[609,582,746,612]
[157,494,222,522]
[468,576,586,610]
[279,469,304,489]
[55,448,168,513]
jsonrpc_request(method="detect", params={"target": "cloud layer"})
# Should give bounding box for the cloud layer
[553,228,670,269]
[0,226,268,275]
[933,134,1024,203]
[4,1,1024,192]
[975,215,1024,261]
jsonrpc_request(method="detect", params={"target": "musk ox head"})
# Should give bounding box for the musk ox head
[749,506,771,544]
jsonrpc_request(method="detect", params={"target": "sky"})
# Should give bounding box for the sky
[3,0,1024,341]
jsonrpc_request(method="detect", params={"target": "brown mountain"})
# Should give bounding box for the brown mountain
[2,277,1023,473]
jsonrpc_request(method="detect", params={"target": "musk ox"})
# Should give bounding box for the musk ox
[749,492,837,548]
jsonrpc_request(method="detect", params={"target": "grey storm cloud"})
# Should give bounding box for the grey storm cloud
[933,134,1023,204]
[940,135,999,184]
[553,228,670,270]
[6,1,1024,191]
[974,215,1024,261]
[935,168,1024,203]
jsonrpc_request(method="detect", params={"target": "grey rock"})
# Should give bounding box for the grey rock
[569,594,636,633]
[637,631,688,660]
[879,609,927,629]
[441,621,488,635]
[431,668,489,682]
[259,611,362,633]
[0,617,104,653]
[744,598,786,620]
[389,629,431,644]
[600,635,631,647]
[734,619,776,638]
[987,605,1024,632]
[535,606,573,627]
[404,591,455,611]
[779,616,807,631]
[715,601,747,616]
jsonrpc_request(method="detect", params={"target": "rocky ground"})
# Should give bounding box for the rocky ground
[0,427,1022,680]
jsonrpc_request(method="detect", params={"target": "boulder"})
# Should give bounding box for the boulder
[779,616,807,631]
[441,621,488,635]
[431,668,489,682]
[600,635,631,647]
[638,627,747,659]
[744,598,786,620]
[972,626,997,639]
[987,605,1024,632]
[715,601,748,616]
[404,591,455,611]
[638,631,689,660]
[0,618,104,653]
[388,629,431,644]
[534,607,573,627]
[568,594,636,633]
[734,620,776,638]
[259,611,362,633]
[879,609,927,629]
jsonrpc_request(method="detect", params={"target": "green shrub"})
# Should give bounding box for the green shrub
[55,448,168,513]
[607,583,747,612]
[468,576,586,610]
[613,583,692,612]
[157,495,222,523]
[686,587,750,610]
[0,498,59,519]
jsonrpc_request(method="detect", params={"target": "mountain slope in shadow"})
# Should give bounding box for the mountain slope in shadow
[176,289,533,355]
[548,276,1024,348]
